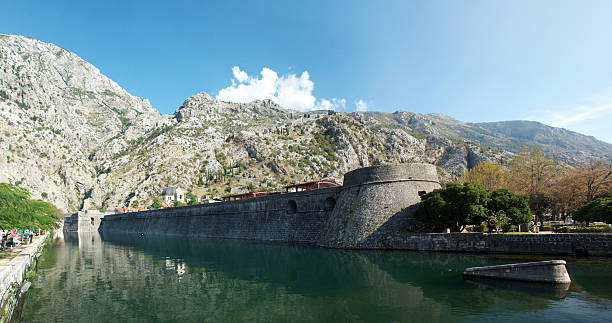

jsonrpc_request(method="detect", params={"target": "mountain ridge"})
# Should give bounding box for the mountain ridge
[1,34,610,212]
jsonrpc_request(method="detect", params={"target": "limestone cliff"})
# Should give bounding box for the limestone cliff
[1,34,611,212]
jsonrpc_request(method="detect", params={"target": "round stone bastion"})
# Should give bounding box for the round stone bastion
[317,163,440,249]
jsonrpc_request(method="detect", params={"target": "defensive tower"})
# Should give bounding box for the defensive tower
[318,163,440,248]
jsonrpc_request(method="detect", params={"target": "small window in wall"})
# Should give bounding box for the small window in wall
[324,197,336,211]
[90,217,95,226]
[418,191,427,197]
[287,200,297,214]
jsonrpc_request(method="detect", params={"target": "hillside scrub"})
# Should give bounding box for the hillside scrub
[0,183,61,230]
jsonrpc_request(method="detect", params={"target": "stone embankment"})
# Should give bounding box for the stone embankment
[384,233,612,256]
[0,233,49,320]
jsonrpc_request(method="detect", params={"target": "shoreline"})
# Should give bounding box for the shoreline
[0,232,49,321]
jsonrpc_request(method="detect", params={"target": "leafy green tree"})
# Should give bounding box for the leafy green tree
[151,198,163,209]
[0,183,60,230]
[173,201,186,207]
[486,211,510,233]
[415,182,489,232]
[573,196,612,226]
[186,192,195,201]
[186,192,199,205]
[487,188,531,231]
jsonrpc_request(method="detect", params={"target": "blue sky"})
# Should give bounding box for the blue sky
[2,0,612,143]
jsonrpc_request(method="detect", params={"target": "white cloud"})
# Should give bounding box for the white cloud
[217,66,348,111]
[232,66,248,83]
[218,67,279,104]
[276,71,315,110]
[355,99,369,111]
[317,98,346,111]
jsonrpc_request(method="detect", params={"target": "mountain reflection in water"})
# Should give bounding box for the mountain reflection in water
[14,232,612,323]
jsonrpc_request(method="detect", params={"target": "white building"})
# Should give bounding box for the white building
[161,187,185,204]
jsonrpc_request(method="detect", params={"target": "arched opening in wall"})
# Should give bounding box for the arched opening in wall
[90,217,94,226]
[324,197,336,211]
[287,200,297,214]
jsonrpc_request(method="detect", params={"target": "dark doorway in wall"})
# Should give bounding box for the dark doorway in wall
[288,200,297,214]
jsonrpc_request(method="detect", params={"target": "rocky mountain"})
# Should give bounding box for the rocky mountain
[1,34,611,212]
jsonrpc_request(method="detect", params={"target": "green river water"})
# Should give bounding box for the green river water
[12,232,612,322]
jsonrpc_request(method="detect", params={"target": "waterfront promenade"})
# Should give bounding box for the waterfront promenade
[0,233,49,320]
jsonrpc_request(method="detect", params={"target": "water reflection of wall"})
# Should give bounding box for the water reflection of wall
[99,233,582,321]
[17,233,612,323]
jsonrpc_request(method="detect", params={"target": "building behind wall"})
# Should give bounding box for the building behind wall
[161,187,185,204]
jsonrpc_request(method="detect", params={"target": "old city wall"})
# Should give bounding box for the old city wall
[97,162,612,255]
[100,186,343,243]
[64,211,106,232]
[99,164,442,248]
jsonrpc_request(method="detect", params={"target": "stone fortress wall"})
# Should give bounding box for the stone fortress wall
[64,210,107,232]
[97,162,612,255]
[99,163,441,249]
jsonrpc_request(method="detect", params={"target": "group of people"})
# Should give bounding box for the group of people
[1,229,41,250]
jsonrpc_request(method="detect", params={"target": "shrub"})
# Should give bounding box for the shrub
[554,225,612,233]
[573,197,612,226]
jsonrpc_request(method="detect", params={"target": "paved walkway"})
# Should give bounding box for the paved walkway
[0,236,45,265]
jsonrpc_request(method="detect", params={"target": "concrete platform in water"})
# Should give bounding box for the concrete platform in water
[463,260,571,284]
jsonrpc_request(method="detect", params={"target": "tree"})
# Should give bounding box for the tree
[552,165,585,221]
[151,198,163,209]
[0,183,60,230]
[486,211,510,233]
[460,160,507,191]
[552,160,612,220]
[580,160,612,202]
[415,182,489,232]
[186,192,198,205]
[487,188,531,231]
[573,196,612,226]
[508,146,558,226]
